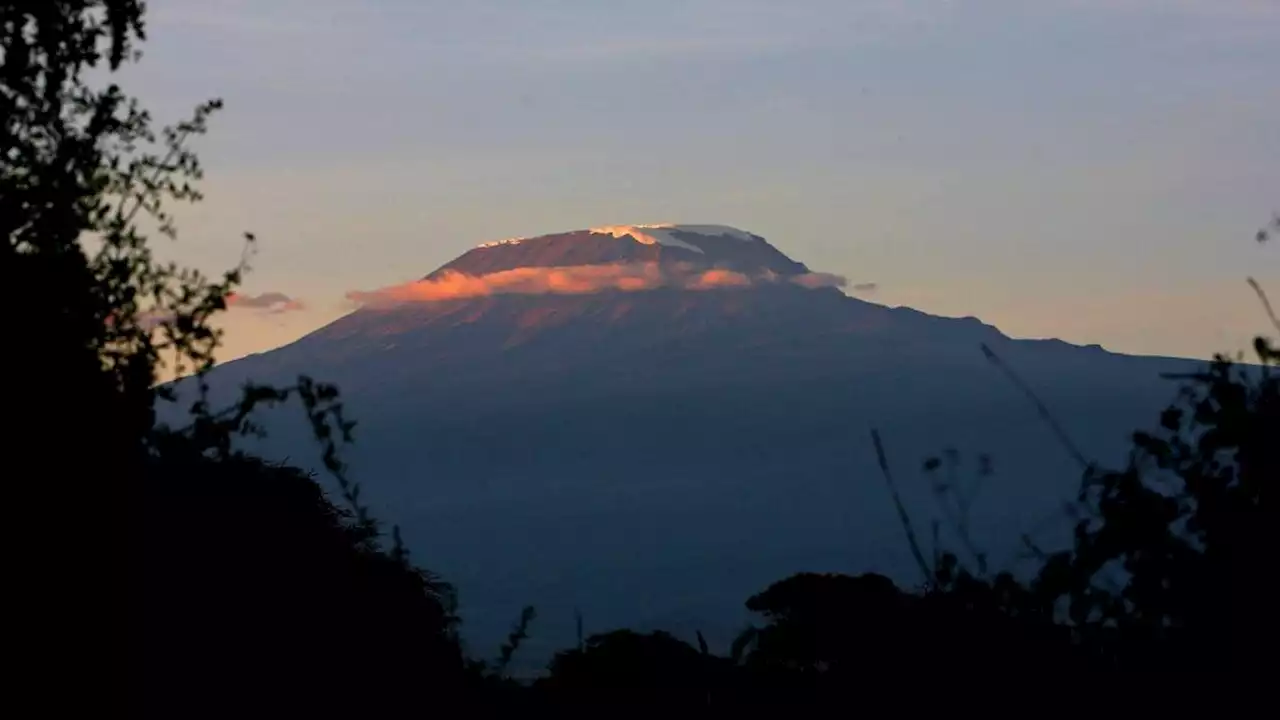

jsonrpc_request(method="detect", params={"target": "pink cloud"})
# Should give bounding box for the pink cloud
[348,263,860,308]
[689,268,752,290]
[346,264,665,307]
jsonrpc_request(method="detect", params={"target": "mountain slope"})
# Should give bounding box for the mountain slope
[180,225,1200,669]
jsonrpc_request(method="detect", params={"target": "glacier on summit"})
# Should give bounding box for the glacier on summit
[586,224,761,254]
[476,224,761,255]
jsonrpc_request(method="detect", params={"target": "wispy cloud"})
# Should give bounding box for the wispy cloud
[135,290,304,330]
[227,291,305,313]
[346,262,853,308]
[790,272,850,290]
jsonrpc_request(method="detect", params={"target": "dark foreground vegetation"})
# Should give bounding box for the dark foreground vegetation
[5,2,1275,713]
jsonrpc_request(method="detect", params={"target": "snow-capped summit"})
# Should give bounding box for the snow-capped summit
[475,224,761,253]
[585,224,761,254]
[444,223,805,279]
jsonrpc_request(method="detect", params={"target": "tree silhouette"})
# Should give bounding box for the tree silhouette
[729,569,1082,697]
[720,230,1278,689]
[541,629,731,708]
[3,2,466,713]
[1031,238,1276,672]
[138,452,465,715]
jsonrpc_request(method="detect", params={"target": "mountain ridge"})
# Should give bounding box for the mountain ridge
[179,224,1207,671]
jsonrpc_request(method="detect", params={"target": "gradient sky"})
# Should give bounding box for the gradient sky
[127,0,1278,366]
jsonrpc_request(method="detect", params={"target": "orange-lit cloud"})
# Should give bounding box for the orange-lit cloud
[689,268,752,290]
[347,262,858,308]
[346,264,665,306]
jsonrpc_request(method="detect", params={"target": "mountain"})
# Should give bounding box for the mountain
[175,224,1201,669]
[447,224,808,276]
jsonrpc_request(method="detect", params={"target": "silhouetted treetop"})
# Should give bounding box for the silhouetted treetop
[4,2,469,714]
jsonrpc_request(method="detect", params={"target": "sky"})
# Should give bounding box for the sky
[125,0,1278,366]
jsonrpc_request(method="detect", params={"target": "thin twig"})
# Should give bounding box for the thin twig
[574,608,584,652]
[930,477,987,575]
[981,343,1093,471]
[870,428,933,585]
[494,606,537,677]
[120,137,186,227]
[1246,277,1280,334]
[922,453,987,574]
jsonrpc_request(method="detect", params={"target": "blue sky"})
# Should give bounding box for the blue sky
[128,0,1278,364]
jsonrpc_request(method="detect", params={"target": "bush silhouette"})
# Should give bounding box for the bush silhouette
[541,629,731,707]
[2,2,468,712]
[1032,353,1276,672]
[137,452,465,715]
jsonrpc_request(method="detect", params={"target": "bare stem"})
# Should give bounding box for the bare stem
[1246,277,1280,335]
[981,343,1093,471]
[870,428,933,585]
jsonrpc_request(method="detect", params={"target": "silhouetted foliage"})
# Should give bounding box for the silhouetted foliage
[3,1,468,713]
[732,570,1080,691]
[1256,212,1278,244]
[138,451,465,715]
[476,604,537,680]
[1032,357,1275,671]
[1018,228,1275,673]
[540,629,731,707]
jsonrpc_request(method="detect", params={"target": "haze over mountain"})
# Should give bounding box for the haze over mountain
[175,224,1202,669]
